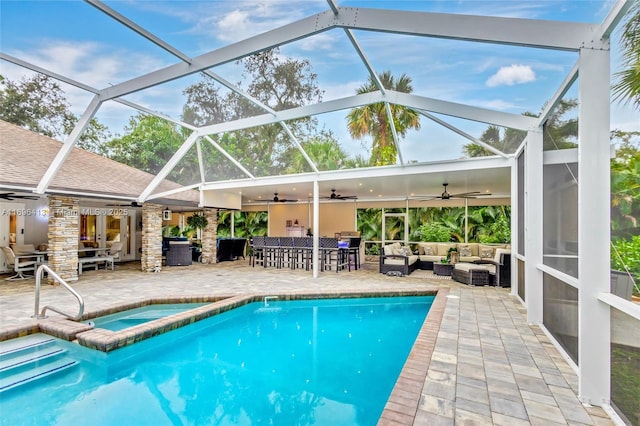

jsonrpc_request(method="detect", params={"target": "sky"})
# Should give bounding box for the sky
[0,0,638,168]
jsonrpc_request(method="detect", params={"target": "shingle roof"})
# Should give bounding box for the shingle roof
[0,120,199,206]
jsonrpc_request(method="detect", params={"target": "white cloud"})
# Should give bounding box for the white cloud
[217,9,251,37]
[486,64,536,87]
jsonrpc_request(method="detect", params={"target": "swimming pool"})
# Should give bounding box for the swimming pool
[0,295,433,425]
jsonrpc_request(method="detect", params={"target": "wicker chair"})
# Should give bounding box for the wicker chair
[379,243,418,276]
[166,241,192,266]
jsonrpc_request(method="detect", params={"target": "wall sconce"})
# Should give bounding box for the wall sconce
[163,209,172,221]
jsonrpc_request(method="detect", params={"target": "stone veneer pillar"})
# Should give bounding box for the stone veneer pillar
[141,203,163,272]
[200,208,218,264]
[48,195,80,283]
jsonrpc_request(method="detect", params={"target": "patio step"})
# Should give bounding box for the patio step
[0,334,78,393]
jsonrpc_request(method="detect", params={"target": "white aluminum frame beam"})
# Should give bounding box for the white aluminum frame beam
[97,8,597,102]
[201,155,510,192]
[598,0,634,40]
[196,90,536,138]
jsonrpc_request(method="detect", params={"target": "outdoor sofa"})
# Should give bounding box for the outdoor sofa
[379,241,510,277]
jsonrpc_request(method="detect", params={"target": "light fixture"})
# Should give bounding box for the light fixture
[163,208,172,221]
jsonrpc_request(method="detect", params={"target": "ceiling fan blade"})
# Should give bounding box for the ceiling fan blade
[449,191,482,197]
[0,193,40,201]
[455,192,492,198]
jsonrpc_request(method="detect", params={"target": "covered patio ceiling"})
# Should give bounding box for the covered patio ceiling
[0,0,630,208]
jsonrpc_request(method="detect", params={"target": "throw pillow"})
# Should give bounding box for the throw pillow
[402,246,413,256]
[392,248,405,256]
[423,246,434,255]
[459,246,472,257]
[480,248,494,258]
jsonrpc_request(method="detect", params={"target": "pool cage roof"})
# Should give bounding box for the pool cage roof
[0,0,632,207]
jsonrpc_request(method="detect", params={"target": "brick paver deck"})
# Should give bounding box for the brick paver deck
[0,261,613,425]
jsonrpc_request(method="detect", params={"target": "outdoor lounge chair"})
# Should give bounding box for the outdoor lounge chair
[452,248,511,287]
[1,246,38,280]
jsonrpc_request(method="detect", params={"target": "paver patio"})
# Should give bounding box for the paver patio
[0,261,614,425]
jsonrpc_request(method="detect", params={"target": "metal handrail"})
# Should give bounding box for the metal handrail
[33,264,85,320]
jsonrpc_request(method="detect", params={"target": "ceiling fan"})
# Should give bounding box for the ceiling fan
[271,193,298,203]
[415,183,492,200]
[321,189,358,200]
[0,192,40,201]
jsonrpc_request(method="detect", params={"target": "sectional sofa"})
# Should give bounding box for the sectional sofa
[379,241,510,277]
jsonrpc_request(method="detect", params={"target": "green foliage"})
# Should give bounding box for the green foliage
[611,344,640,426]
[366,244,380,256]
[360,205,511,244]
[611,130,640,237]
[463,99,577,158]
[182,48,323,177]
[186,213,208,230]
[0,74,110,149]
[418,222,452,242]
[464,125,526,157]
[284,133,349,173]
[347,70,420,166]
[217,211,268,238]
[104,114,197,183]
[612,1,640,109]
[357,208,382,242]
[476,214,511,244]
[611,236,640,294]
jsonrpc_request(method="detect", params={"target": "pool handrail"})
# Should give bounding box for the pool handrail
[33,264,85,321]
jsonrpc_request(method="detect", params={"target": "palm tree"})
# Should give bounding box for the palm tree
[285,137,350,173]
[463,125,526,157]
[464,99,577,158]
[612,1,640,109]
[347,71,421,166]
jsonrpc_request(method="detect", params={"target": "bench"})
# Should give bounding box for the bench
[78,255,114,275]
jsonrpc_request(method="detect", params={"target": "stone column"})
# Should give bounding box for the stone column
[48,195,80,283]
[200,208,218,264]
[141,203,163,272]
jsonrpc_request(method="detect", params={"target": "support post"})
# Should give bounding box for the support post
[577,46,610,405]
[525,130,544,323]
[141,203,163,272]
[201,208,219,264]
[47,196,80,282]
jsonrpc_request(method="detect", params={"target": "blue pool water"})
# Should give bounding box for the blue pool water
[88,303,208,331]
[1,296,433,425]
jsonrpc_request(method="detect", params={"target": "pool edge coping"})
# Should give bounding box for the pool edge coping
[378,287,449,425]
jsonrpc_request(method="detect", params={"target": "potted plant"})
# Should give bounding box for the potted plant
[187,212,208,231]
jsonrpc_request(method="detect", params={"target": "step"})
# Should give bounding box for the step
[0,346,66,372]
[0,334,56,358]
[0,357,78,392]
